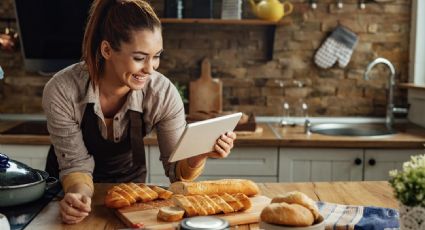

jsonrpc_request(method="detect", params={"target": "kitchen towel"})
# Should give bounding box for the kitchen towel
[317,201,400,230]
[314,26,358,69]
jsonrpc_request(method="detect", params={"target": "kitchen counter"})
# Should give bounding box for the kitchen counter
[1,120,425,148]
[26,181,398,230]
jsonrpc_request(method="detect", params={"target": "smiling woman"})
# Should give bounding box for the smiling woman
[41,0,237,225]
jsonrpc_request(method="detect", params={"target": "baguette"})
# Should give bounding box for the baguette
[149,185,173,199]
[105,183,173,209]
[172,195,197,217]
[169,179,260,196]
[158,193,253,222]
[157,206,185,222]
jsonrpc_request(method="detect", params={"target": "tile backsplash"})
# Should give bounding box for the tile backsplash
[0,0,410,116]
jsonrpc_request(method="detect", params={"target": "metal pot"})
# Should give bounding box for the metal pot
[0,153,57,207]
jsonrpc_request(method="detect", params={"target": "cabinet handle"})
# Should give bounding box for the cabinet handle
[368,158,376,166]
[354,158,362,165]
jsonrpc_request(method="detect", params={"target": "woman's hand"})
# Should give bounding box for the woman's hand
[60,192,91,224]
[208,131,237,158]
[187,132,237,168]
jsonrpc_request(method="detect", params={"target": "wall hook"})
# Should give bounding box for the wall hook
[359,0,366,9]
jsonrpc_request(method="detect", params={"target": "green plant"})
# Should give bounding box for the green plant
[389,154,425,207]
[173,81,188,103]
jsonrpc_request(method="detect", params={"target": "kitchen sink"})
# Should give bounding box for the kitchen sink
[310,123,397,137]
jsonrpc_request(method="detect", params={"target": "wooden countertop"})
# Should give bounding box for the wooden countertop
[26,181,398,230]
[1,120,425,148]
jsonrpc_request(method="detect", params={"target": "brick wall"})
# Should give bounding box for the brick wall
[0,0,410,116]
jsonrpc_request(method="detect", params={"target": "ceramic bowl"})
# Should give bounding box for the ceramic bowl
[259,215,325,230]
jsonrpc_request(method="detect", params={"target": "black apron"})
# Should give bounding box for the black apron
[45,103,147,183]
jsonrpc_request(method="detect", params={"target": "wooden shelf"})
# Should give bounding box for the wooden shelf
[398,83,425,91]
[160,18,280,25]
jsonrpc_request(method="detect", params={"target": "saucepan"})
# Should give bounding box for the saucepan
[0,153,57,207]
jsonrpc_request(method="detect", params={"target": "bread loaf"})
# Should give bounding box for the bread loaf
[158,193,252,222]
[260,203,314,227]
[105,183,173,209]
[271,191,320,221]
[169,179,260,196]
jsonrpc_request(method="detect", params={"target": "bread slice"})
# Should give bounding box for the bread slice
[203,195,222,214]
[195,195,215,215]
[157,206,185,222]
[172,195,197,217]
[105,191,131,208]
[149,185,173,200]
[138,183,159,200]
[169,179,260,196]
[210,194,234,214]
[119,183,140,202]
[220,193,244,211]
[187,196,208,216]
[112,186,136,204]
[128,182,150,202]
[233,193,252,211]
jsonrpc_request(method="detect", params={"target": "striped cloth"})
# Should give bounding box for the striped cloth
[317,201,400,230]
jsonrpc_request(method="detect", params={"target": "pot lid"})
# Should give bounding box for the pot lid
[0,153,44,187]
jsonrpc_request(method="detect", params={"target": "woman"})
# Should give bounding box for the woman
[42,0,236,224]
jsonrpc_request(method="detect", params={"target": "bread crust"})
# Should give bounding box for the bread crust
[271,191,320,220]
[172,195,197,217]
[260,202,314,227]
[169,179,259,196]
[157,206,185,222]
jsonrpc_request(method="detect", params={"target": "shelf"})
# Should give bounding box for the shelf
[398,83,425,91]
[160,18,280,25]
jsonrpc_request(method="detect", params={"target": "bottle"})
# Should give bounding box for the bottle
[164,0,184,18]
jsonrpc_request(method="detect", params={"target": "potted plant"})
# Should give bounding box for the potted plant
[389,154,425,230]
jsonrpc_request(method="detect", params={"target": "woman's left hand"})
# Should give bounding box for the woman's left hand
[186,132,237,168]
[207,131,237,159]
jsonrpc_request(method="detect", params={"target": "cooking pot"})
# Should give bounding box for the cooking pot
[0,153,57,207]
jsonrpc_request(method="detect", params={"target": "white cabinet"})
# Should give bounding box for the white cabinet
[279,148,363,182]
[148,146,278,184]
[364,149,419,181]
[0,144,50,170]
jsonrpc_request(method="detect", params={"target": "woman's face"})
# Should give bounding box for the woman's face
[102,27,163,91]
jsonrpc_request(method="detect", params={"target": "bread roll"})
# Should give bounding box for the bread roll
[157,206,185,222]
[271,191,320,220]
[169,179,259,196]
[260,203,314,227]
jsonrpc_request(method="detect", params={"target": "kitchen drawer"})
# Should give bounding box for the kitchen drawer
[149,175,278,186]
[148,146,278,176]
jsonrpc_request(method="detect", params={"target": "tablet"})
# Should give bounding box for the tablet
[168,112,242,162]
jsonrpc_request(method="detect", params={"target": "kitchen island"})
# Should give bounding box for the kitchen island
[26,181,398,230]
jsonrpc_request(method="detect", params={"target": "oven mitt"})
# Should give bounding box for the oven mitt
[314,26,358,69]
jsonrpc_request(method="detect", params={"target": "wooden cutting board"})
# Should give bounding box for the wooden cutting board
[189,58,223,114]
[115,195,271,229]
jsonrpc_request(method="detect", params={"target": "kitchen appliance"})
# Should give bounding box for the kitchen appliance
[189,58,223,115]
[115,195,271,228]
[0,153,57,207]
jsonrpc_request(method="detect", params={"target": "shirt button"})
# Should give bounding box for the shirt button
[114,117,119,121]
[115,137,119,141]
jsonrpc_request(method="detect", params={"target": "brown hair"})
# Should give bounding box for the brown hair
[82,0,161,87]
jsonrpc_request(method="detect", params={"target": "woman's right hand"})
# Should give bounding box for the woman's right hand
[60,192,91,224]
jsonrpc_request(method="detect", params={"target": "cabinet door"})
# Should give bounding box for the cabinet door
[148,146,278,184]
[364,149,420,181]
[0,145,50,170]
[279,148,363,182]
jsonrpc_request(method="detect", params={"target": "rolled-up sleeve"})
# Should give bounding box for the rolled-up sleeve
[154,82,186,183]
[42,77,94,184]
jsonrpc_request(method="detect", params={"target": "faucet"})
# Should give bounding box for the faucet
[364,57,407,130]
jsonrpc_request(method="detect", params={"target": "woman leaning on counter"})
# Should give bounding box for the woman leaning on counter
[41,0,236,224]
